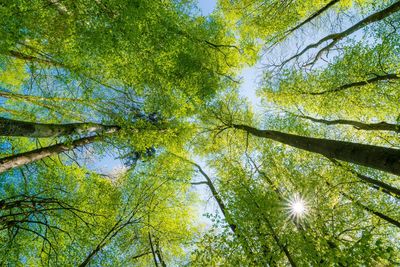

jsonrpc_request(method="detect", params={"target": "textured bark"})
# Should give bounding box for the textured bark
[0,117,118,138]
[0,135,101,173]
[0,117,119,138]
[295,114,400,133]
[233,124,400,176]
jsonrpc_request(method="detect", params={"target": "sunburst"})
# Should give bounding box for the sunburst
[285,193,309,223]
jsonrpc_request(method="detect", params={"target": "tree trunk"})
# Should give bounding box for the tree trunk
[326,181,400,229]
[308,73,399,95]
[294,114,400,133]
[242,185,297,267]
[233,124,400,176]
[190,160,238,233]
[285,0,340,35]
[148,233,160,267]
[0,117,119,138]
[0,135,107,173]
[283,0,400,65]
[330,159,400,199]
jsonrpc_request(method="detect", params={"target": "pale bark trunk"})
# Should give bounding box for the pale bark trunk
[0,135,103,173]
[0,117,119,138]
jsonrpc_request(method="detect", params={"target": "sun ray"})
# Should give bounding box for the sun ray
[285,193,309,223]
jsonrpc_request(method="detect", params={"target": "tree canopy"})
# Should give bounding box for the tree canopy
[0,0,399,265]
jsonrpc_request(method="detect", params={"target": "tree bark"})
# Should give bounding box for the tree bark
[148,233,160,267]
[0,135,108,174]
[0,117,119,138]
[233,124,400,176]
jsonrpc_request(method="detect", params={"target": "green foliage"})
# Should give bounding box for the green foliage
[0,0,399,265]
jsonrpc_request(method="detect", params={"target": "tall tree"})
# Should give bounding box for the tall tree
[231,123,400,175]
[0,117,119,137]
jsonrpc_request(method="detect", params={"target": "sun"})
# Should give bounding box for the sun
[285,193,309,223]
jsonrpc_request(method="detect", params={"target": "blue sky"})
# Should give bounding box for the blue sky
[197,0,217,15]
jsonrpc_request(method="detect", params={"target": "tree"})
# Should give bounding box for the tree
[0,117,119,137]
[232,123,400,175]
[1,0,400,265]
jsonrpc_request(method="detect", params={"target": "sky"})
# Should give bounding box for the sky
[197,0,217,15]
[93,0,262,176]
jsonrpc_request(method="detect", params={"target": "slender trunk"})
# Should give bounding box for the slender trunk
[0,134,110,173]
[0,117,119,138]
[309,73,399,95]
[242,185,297,267]
[168,154,238,232]
[330,159,400,199]
[79,214,134,266]
[8,50,55,65]
[283,1,400,64]
[233,124,400,176]
[286,0,340,35]
[351,196,400,228]
[294,114,400,133]
[192,161,237,233]
[78,221,119,267]
[246,155,283,199]
[267,0,340,51]
[195,165,269,264]
[326,182,400,229]
[148,233,159,267]
[155,240,167,267]
[79,243,104,267]
[171,154,265,262]
[0,90,89,104]
[265,219,297,267]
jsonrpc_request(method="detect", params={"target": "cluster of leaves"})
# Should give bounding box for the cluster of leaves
[0,0,399,265]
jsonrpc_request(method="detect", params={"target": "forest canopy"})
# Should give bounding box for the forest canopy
[0,0,399,266]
